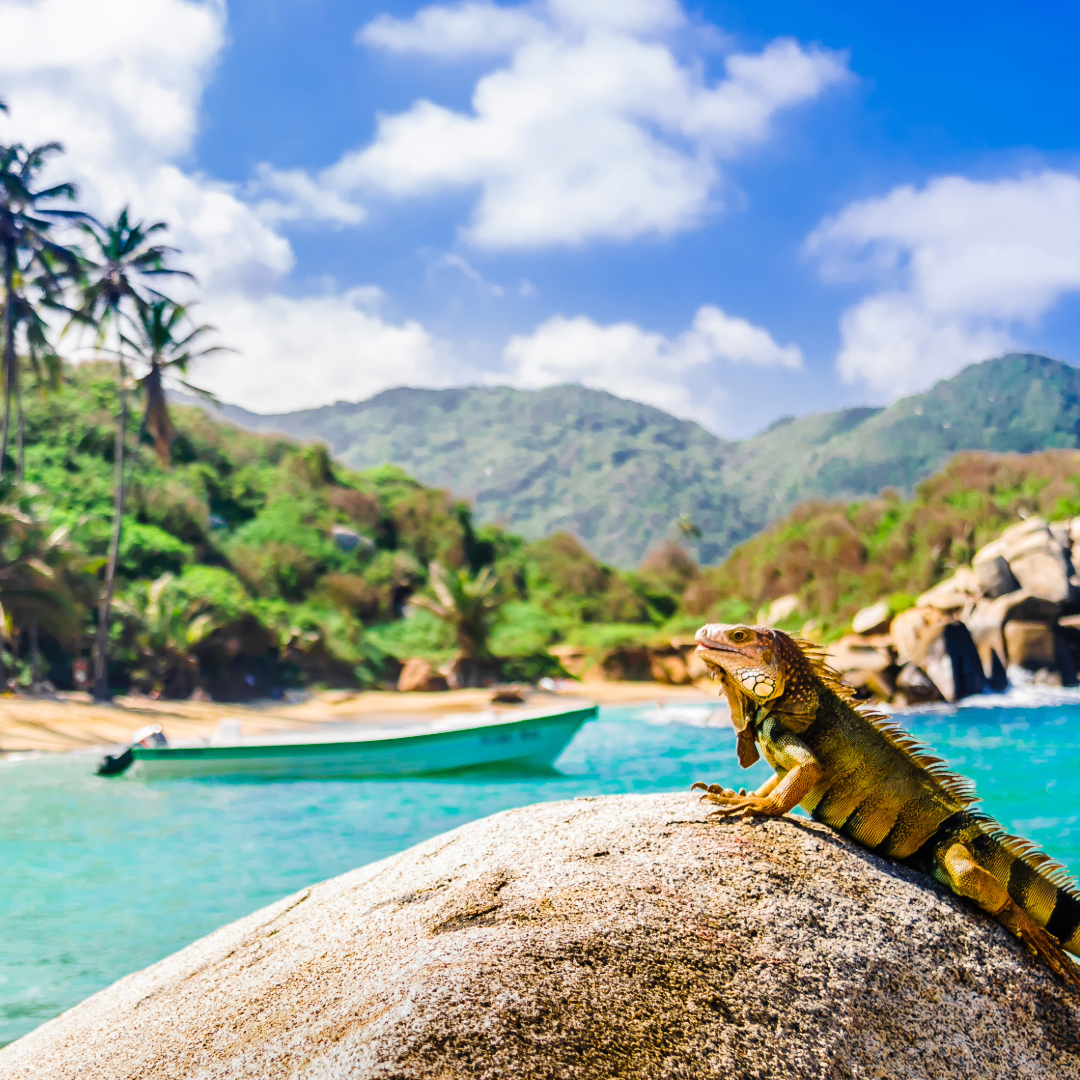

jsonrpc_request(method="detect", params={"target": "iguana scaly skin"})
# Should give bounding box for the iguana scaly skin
[692,622,1080,989]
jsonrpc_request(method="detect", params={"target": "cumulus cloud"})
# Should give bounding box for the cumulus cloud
[248,163,367,228]
[274,0,847,248]
[0,0,452,410]
[359,1,544,58]
[200,290,452,413]
[0,0,284,292]
[502,306,801,428]
[808,171,1080,396]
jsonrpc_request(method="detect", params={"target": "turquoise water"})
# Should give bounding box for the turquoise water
[3,699,1080,1047]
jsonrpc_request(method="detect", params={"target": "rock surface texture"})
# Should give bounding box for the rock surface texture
[3,793,1079,1079]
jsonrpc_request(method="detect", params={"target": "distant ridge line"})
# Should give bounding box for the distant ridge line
[185,354,1080,566]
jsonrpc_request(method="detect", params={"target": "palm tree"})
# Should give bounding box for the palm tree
[114,573,222,698]
[72,208,191,700]
[675,512,703,562]
[0,492,83,690]
[121,299,227,465]
[410,561,503,687]
[6,280,64,476]
[0,141,83,479]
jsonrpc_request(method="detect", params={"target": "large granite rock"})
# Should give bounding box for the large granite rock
[972,539,1020,599]
[1000,517,1078,604]
[3,794,1079,1080]
[967,590,1061,675]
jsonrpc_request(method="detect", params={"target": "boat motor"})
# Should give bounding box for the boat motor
[95,725,168,776]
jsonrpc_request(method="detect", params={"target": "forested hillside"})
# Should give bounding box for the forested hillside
[218,353,1080,565]
[13,361,1080,696]
[694,449,1080,634]
[8,364,700,696]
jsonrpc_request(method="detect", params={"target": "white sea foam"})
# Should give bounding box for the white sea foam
[899,681,1080,717]
[634,703,731,728]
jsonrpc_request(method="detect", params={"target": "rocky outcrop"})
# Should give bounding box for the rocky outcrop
[973,540,1020,598]
[999,518,1079,605]
[823,514,1080,704]
[4,794,1079,1080]
[396,657,449,693]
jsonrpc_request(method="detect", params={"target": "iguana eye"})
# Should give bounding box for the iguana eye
[730,629,748,642]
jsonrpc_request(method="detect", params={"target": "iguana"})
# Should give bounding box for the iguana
[691,622,1080,989]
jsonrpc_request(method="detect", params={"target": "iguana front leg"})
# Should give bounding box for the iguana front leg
[938,842,1080,990]
[692,720,823,819]
[692,772,780,802]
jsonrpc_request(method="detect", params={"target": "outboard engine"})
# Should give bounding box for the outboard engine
[95,725,167,776]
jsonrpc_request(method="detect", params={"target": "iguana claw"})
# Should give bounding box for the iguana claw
[1001,902,1080,992]
[693,783,784,818]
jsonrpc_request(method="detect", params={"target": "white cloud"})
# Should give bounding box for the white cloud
[196,290,453,413]
[248,163,367,228]
[0,0,452,412]
[434,253,505,298]
[501,305,801,427]
[0,0,288,295]
[359,1,544,58]
[0,0,222,163]
[808,171,1080,396]
[273,0,847,249]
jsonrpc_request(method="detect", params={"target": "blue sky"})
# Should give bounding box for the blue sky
[2,0,1080,437]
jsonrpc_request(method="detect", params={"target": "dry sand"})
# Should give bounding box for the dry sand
[0,682,721,755]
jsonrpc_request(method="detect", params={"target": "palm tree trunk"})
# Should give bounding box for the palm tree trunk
[93,353,128,701]
[15,367,24,483]
[0,249,15,478]
[30,618,39,687]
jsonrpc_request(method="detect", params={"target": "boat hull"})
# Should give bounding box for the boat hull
[129,706,596,780]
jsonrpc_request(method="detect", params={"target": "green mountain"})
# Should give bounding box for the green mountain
[216,353,1080,566]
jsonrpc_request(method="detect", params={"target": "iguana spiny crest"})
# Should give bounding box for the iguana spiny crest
[692,622,1080,991]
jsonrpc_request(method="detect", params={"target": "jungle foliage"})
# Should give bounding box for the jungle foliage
[693,449,1080,639]
[8,364,1080,694]
[4,362,695,696]
[221,352,1080,566]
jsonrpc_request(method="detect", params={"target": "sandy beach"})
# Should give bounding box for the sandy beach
[0,682,722,755]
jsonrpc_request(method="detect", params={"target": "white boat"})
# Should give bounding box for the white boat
[115,702,596,781]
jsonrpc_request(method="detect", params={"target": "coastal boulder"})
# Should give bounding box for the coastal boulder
[891,605,951,665]
[1004,620,1057,672]
[825,634,894,674]
[4,794,1080,1080]
[851,600,892,635]
[920,621,986,701]
[915,566,980,612]
[966,590,1060,680]
[895,662,944,705]
[396,658,449,693]
[973,539,1020,599]
[1000,517,1078,604]
[647,648,691,685]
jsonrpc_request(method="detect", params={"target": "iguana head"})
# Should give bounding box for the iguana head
[696,624,822,761]
[695,624,785,705]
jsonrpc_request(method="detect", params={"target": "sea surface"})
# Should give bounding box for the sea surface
[3,694,1080,1047]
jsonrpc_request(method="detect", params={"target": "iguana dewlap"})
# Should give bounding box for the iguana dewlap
[692,622,1080,989]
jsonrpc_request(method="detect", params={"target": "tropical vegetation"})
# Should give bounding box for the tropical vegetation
[0,362,707,696]
[221,352,1080,566]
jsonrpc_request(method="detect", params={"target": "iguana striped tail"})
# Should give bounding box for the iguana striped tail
[912,810,1080,977]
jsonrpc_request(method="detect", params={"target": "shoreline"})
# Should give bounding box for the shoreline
[0,683,723,755]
